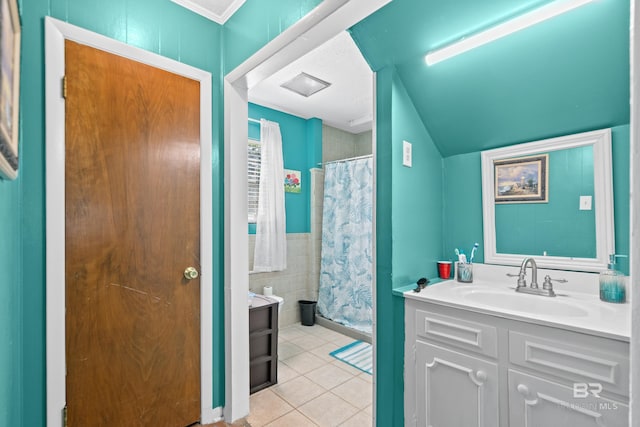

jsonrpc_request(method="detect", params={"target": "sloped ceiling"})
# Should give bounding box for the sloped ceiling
[350,0,629,157]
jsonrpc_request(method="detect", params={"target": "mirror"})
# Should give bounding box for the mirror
[481,128,614,272]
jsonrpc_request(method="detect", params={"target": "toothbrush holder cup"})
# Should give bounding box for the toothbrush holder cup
[457,263,473,283]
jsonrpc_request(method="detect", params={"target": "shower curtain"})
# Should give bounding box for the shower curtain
[317,157,373,334]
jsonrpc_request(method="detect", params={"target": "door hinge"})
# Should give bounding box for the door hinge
[63,405,68,427]
[62,76,67,99]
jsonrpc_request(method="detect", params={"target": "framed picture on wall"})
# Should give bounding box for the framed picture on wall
[494,154,548,203]
[0,0,21,180]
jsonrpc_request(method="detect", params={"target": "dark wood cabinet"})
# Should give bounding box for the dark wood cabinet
[249,298,279,394]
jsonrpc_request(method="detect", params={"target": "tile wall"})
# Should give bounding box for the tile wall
[249,233,315,326]
[322,125,372,163]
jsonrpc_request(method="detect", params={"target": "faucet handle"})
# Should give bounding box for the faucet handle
[507,272,527,288]
[543,275,567,290]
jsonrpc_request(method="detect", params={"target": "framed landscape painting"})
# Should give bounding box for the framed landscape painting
[0,0,20,180]
[494,154,548,203]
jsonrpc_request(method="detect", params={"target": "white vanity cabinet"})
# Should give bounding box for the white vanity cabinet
[405,299,629,427]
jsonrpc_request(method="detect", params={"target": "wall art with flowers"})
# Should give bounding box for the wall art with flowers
[284,169,301,193]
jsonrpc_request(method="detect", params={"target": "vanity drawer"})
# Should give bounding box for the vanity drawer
[509,331,629,397]
[415,309,498,358]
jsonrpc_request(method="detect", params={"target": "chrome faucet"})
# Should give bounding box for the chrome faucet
[507,257,566,297]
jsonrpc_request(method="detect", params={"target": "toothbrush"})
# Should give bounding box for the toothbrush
[469,243,479,264]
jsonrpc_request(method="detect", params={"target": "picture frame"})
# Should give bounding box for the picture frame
[0,0,21,180]
[494,154,548,203]
[284,169,301,193]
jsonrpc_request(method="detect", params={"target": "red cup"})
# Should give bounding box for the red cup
[437,261,452,279]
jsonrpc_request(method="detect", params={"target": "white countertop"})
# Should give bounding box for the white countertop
[403,264,630,342]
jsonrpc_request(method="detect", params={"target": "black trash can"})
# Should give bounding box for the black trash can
[298,300,317,326]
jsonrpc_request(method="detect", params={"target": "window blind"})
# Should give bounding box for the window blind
[247,139,261,223]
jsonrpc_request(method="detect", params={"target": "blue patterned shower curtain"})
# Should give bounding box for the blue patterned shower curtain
[317,157,373,334]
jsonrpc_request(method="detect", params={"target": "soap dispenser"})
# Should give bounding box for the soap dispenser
[599,254,627,303]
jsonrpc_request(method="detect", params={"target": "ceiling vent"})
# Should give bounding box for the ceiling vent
[280,72,331,97]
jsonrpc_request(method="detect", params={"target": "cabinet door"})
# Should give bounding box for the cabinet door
[509,370,628,427]
[416,341,498,427]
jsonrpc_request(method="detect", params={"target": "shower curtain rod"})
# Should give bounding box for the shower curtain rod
[248,118,261,124]
[319,154,372,166]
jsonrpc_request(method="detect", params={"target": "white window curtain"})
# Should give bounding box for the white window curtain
[253,119,287,272]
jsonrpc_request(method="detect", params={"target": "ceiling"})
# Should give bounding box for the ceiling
[350,0,630,157]
[248,31,374,134]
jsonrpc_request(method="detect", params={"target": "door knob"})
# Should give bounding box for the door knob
[184,267,199,280]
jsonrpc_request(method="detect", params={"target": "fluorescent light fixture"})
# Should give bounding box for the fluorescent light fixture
[425,0,595,66]
[281,72,331,97]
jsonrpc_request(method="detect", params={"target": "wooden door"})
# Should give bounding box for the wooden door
[65,40,201,426]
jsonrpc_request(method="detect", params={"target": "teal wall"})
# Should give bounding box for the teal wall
[495,145,596,258]
[18,0,225,424]
[0,179,22,426]
[375,66,444,426]
[247,103,322,234]
[443,125,630,274]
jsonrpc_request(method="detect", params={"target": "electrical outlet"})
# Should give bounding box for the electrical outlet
[579,195,592,211]
[403,141,412,167]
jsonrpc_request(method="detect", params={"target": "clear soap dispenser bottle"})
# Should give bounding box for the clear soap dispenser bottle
[599,254,626,303]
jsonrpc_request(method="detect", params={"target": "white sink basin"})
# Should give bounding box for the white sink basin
[454,287,589,317]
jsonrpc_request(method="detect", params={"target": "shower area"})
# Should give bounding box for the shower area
[310,127,373,341]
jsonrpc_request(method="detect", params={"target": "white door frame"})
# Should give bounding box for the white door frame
[630,0,639,424]
[44,17,217,426]
[223,0,389,421]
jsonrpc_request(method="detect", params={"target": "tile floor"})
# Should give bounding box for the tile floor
[247,323,373,427]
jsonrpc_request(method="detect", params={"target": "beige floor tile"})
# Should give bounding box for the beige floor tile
[330,360,364,376]
[305,363,355,390]
[278,327,306,342]
[278,341,305,360]
[363,405,373,416]
[289,334,328,351]
[309,327,347,342]
[329,334,356,346]
[358,372,373,383]
[272,375,326,407]
[298,324,330,337]
[298,392,359,427]
[282,352,327,374]
[331,377,372,409]
[277,361,300,384]
[247,389,294,427]
[338,410,372,427]
[264,410,318,427]
[310,342,343,363]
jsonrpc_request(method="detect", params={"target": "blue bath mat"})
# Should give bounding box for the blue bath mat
[330,341,372,375]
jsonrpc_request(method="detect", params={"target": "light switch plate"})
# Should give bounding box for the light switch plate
[403,141,412,167]
[579,195,592,211]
